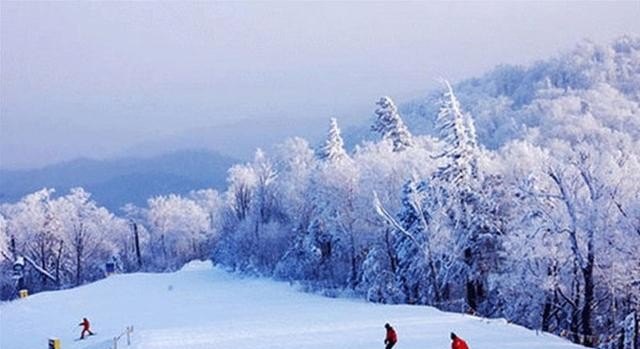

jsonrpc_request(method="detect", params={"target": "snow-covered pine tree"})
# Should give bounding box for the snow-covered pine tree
[307,218,336,285]
[431,81,504,315]
[360,243,403,304]
[374,178,458,306]
[392,179,432,304]
[317,118,348,162]
[434,80,479,187]
[274,223,321,282]
[311,131,360,289]
[274,217,335,286]
[371,96,413,152]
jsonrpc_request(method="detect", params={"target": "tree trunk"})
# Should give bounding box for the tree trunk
[466,280,477,313]
[581,237,595,347]
[349,231,357,288]
[570,264,582,344]
[384,229,397,274]
[10,235,17,259]
[75,244,83,286]
[542,296,553,332]
[464,246,477,313]
[428,258,441,303]
[55,240,63,287]
[40,241,48,287]
[133,223,142,270]
[160,234,167,269]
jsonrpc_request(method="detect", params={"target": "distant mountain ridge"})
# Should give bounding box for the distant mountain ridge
[0,150,236,211]
[119,116,337,161]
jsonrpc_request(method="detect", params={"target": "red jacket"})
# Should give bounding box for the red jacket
[452,337,469,349]
[386,327,397,343]
[80,319,90,330]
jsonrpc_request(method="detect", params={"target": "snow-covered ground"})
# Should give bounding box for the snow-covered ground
[1,261,582,349]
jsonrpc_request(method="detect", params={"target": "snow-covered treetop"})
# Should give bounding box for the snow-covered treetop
[434,81,479,187]
[372,96,413,152]
[317,118,348,162]
[253,148,278,187]
[147,193,209,237]
[0,214,7,256]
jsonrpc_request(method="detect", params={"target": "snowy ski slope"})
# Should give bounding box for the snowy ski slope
[0,261,583,349]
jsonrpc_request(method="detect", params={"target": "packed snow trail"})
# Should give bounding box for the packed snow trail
[0,261,582,349]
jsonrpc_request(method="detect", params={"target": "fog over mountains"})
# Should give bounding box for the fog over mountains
[2,36,639,214]
[0,150,236,211]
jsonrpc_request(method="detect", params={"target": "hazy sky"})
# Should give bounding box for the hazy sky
[1,1,639,169]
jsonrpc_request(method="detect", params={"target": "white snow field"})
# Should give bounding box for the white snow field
[1,261,582,349]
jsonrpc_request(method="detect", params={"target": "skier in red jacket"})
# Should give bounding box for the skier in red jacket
[79,317,94,339]
[384,323,397,349]
[451,332,469,349]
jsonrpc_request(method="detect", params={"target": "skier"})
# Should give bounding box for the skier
[384,323,397,349]
[79,317,94,339]
[450,332,469,349]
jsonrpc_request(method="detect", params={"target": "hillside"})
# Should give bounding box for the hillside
[345,35,640,151]
[0,261,582,349]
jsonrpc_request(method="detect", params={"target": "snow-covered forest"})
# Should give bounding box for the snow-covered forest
[2,36,639,347]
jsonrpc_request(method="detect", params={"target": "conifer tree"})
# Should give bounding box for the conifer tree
[434,81,479,187]
[372,96,413,152]
[317,118,348,162]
